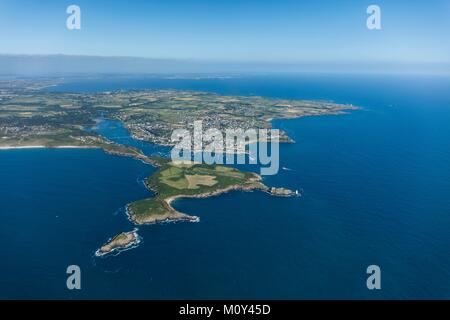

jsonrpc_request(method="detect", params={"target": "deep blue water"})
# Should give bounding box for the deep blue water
[1,74,450,299]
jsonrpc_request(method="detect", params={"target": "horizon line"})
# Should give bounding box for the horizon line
[0,53,449,66]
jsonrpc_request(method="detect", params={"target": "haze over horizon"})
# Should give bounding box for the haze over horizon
[1,53,450,76]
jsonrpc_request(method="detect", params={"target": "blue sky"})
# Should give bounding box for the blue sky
[0,0,449,64]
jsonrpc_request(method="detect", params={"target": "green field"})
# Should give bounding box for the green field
[0,80,356,148]
[127,161,267,224]
[147,162,264,198]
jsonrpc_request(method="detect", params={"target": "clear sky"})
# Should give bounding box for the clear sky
[0,0,449,64]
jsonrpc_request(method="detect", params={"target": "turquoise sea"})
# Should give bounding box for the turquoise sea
[1,74,450,299]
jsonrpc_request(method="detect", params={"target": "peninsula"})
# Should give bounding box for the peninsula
[127,160,268,224]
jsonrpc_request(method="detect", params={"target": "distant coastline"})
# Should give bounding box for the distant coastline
[0,145,99,150]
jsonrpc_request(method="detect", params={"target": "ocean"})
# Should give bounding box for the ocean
[1,74,449,299]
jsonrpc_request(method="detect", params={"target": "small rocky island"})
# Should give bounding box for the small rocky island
[269,187,297,197]
[95,230,140,257]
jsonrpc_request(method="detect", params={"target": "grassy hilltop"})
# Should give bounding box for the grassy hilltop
[128,161,267,224]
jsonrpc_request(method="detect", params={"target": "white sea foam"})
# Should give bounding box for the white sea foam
[94,229,141,258]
